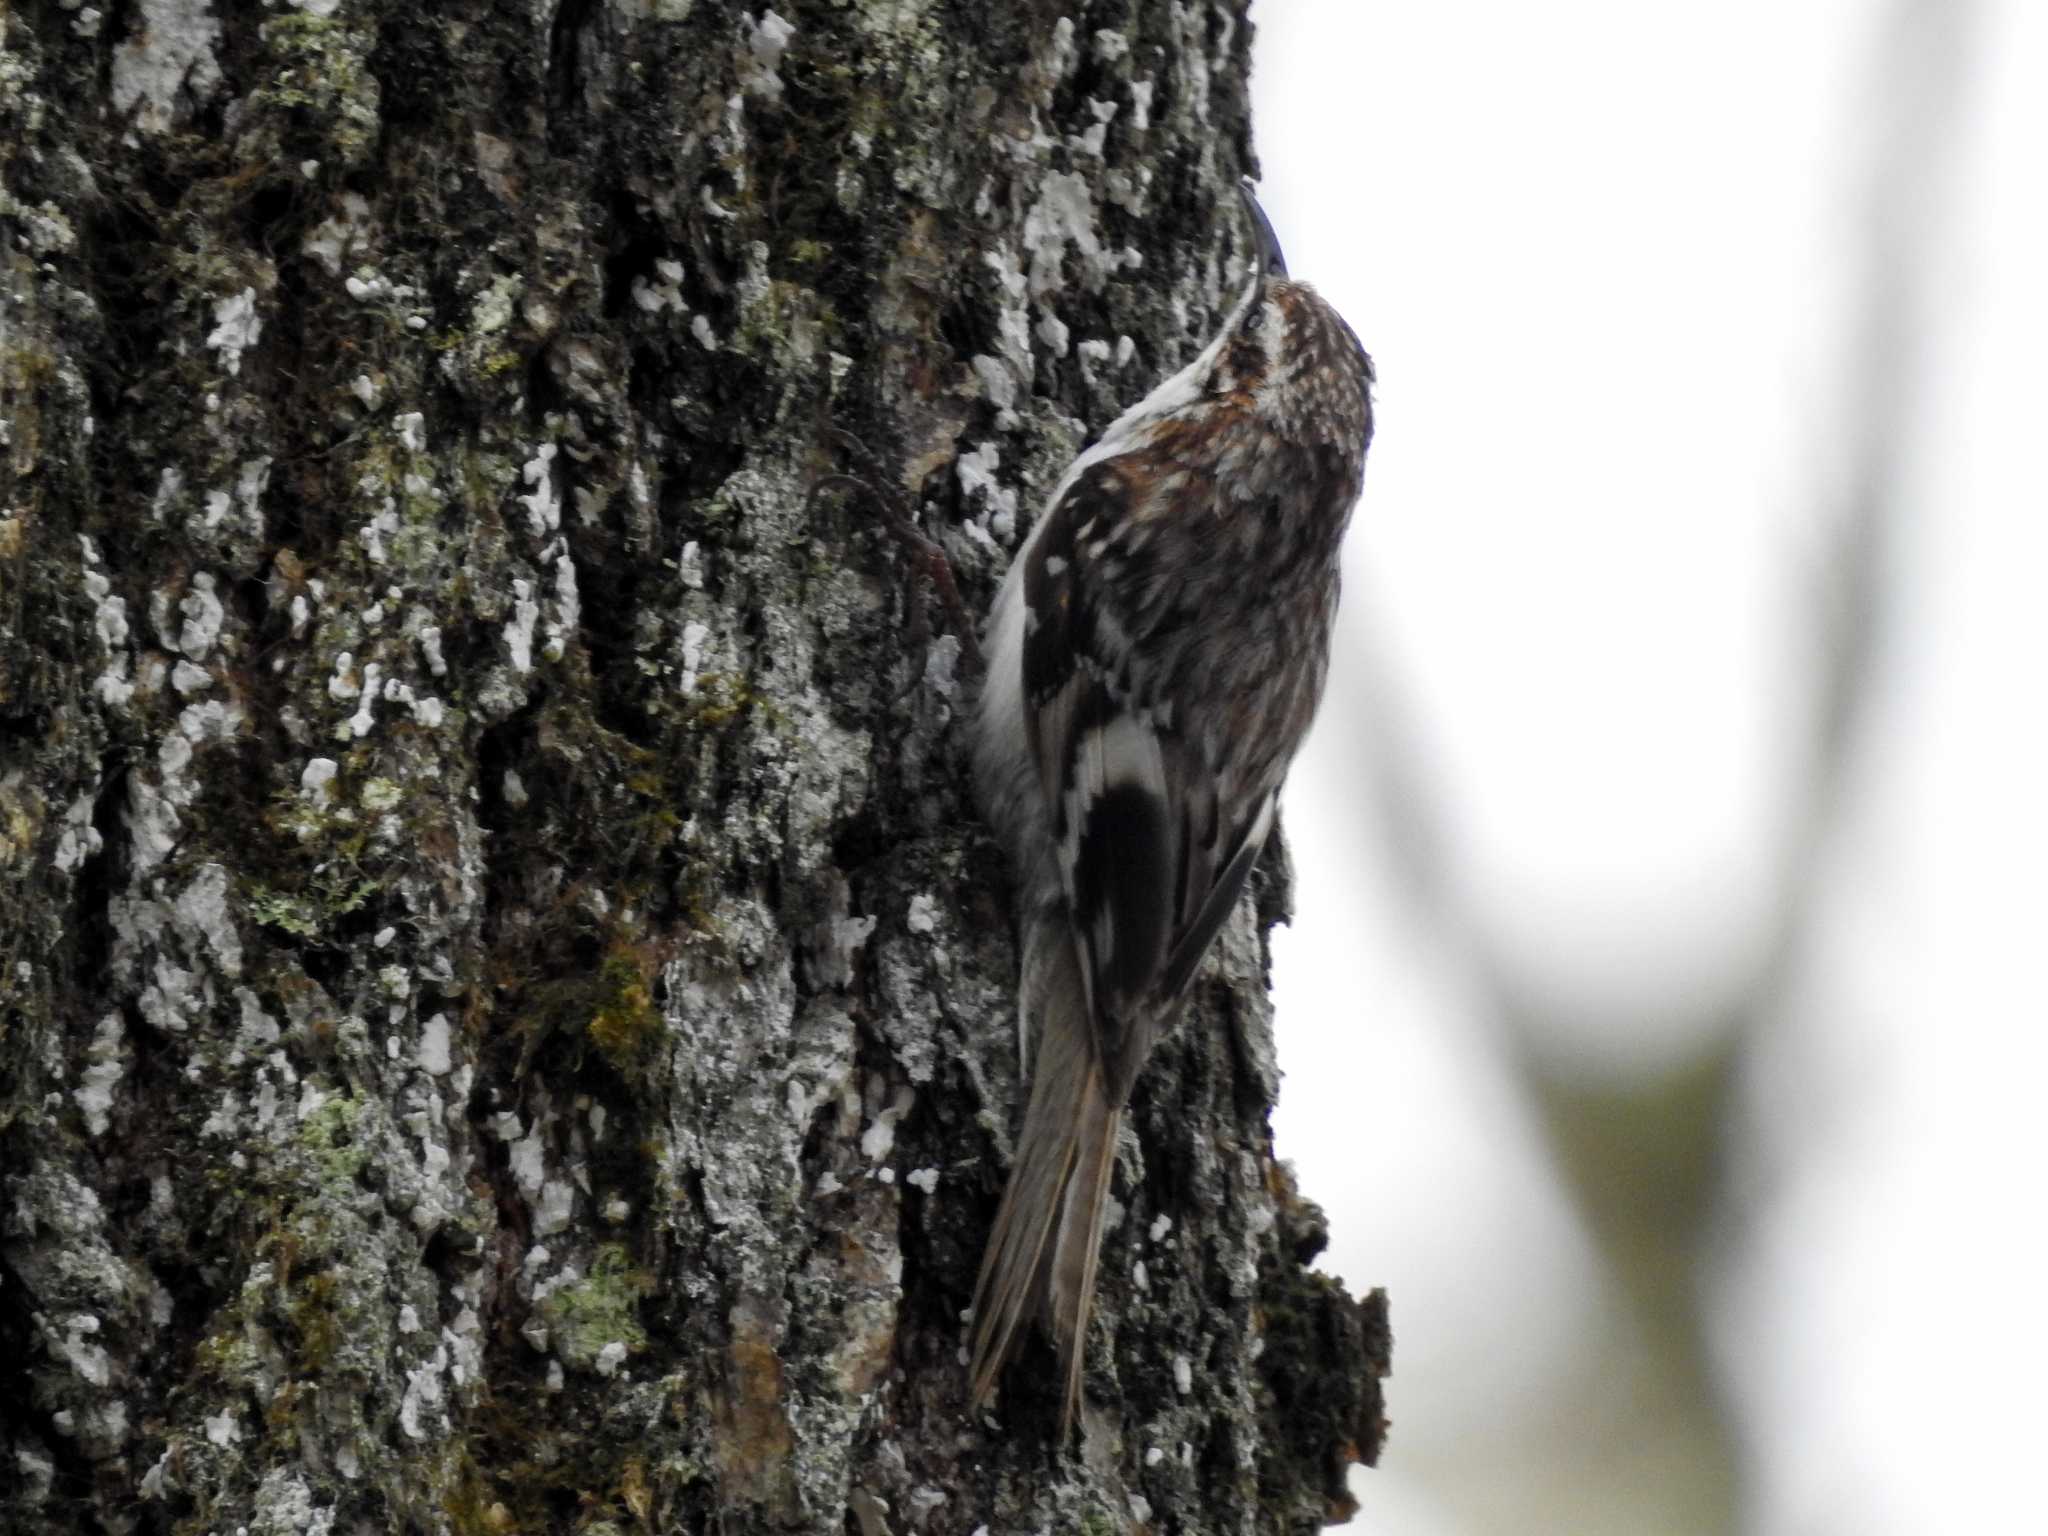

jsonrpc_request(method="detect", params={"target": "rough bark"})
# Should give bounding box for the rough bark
[0,3,1387,1532]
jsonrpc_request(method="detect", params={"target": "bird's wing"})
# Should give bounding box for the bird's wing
[1021,459,1276,1096]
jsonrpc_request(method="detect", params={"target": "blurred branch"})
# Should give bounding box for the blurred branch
[1347,2,1981,1530]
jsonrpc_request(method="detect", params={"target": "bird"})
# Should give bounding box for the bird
[966,179,1375,1436]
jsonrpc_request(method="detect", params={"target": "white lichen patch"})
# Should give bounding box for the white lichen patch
[677,538,706,590]
[905,893,937,936]
[417,622,447,677]
[73,1014,126,1136]
[509,1125,547,1200]
[1047,14,1077,76]
[543,548,579,663]
[175,572,225,660]
[1093,27,1131,62]
[632,258,688,316]
[519,444,560,535]
[677,619,714,694]
[250,1070,282,1132]
[504,579,539,673]
[1129,78,1155,132]
[833,911,876,973]
[250,1468,336,1536]
[970,353,1019,416]
[299,757,339,804]
[53,791,104,875]
[471,271,521,334]
[111,0,222,136]
[1076,97,1119,159]
[1077,336,1113,385]
[379,673,445,729]
[178,698,243,752]
[954,441,1019,543]
[534,1176,575,1237]
[358,499,400,563]
[398,1338,450,1441]
[204,288,262,377]
[858,1084,914,1165]
[418,1013,453,1076]
[235,990,281,1058]
[741,10,795,100]
[200,1089,241,1141]
[922,633,961,699]
[13,196,79,255]
[1022,170,1106,299]
[176,863,242,977]
[980,243,1034,381]
[303,198,380,286]
[81,542,136,707]
[343,662,381,738]
[124,774,182,873]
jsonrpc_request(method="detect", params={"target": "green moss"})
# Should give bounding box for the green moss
[297,1091,367,1182]
[194,1325,259,1380]
[586,943,661,1070]
[244,870,378,940]
[735,278,839,362]
[537,1243,650,1371]
[247,13,381,170]
[359,777,403,812]
[288,1269,345,1372]
[684,671,752,729]
[440,1449,521,1536]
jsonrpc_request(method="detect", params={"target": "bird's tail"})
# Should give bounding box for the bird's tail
[967,912,1120,1437]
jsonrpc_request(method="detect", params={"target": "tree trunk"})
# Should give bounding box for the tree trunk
[0,3,1386,1531]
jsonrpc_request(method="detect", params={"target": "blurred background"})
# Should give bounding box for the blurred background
[1253,2,2047,1531]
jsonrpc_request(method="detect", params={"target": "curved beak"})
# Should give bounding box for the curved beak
[1238,178,1288,285]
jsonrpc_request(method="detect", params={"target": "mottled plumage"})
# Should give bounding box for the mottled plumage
[968,183,1374,1435]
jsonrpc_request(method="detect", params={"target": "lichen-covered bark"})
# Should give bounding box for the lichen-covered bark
[0,3,1386,1532]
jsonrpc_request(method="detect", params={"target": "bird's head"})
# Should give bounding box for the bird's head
[1210,182,1373,442]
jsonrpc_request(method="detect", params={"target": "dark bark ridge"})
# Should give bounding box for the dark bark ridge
[0,3,1386,1532]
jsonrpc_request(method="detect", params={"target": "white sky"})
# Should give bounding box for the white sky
[1254,3,2048,1531]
